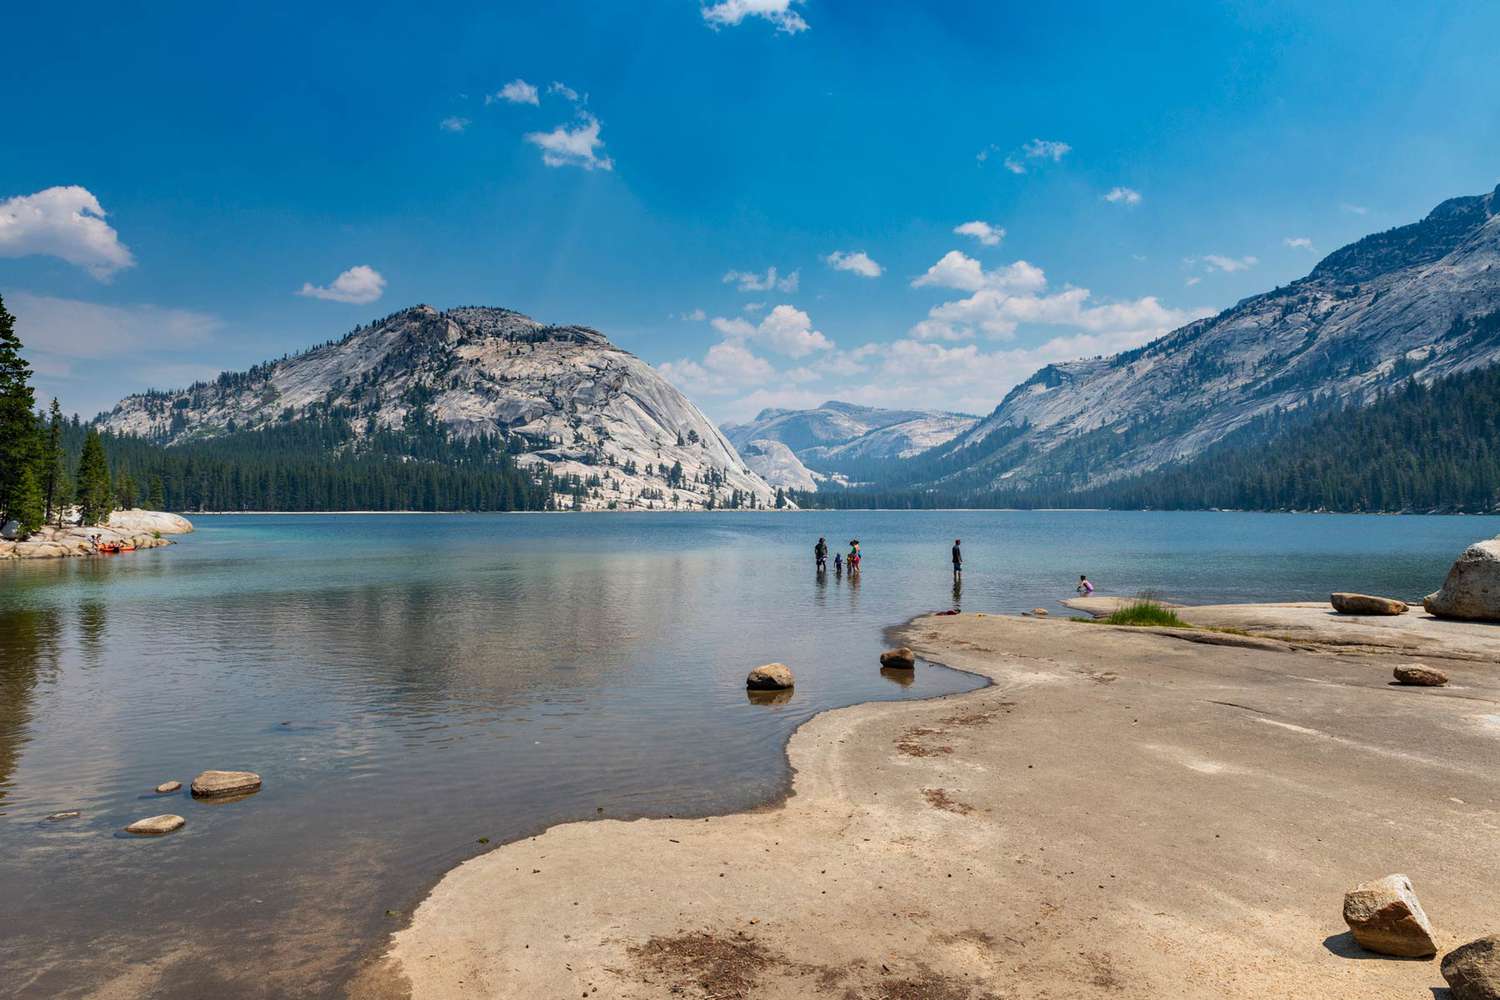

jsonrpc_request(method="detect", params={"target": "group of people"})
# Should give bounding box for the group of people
[814,534,1096,596]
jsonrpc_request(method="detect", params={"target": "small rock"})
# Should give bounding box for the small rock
[1393,663,1449,687]
[746,663,794,690]
[155,780,182,794]
[190,770,262,798]
[879,647,915,670]
[1030,608,1049,617]
[1442,935,1500,1000]
[125,814,185,836]
[1331,592,1408,616]
[1342,873,1438,957]
[44,810,81,822]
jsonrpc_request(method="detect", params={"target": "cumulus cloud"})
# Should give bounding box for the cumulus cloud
[992,138,1071,174]
[954,221,1005,246]
[722,266,798,293]
[0,186,135,280]
[439,116,470,133]
[701,0,808,33]
[488,79,540,105]
[742,302,766,313]
[296,265,387,304]
[1103,186,1142,206]
[755,304,833,357]
[1284,236,1314,250]
[547,81,581,102]
[825,250,883,278]
[1200,254,1258,273]
[911,251,1046,295]
[524,113,613,171]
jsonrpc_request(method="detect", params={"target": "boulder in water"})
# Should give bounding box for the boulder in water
[1442,935,1500,1000]
[155,780,182,794]
[125,814,185,836]
[1393,664,1449,687]
[190,770,262,798]
[1341,873,1438,957]
[1030,608,1049,618]
[1330,592,1408,616]
[1425,539,1500,622]
[746,663,794,690]
[879,647,916,670]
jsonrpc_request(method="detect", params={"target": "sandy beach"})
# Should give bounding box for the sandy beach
[353,602,1500,999]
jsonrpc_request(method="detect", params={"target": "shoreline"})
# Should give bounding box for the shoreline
[354,602,1500,999]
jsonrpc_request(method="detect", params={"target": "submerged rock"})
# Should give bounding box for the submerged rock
[879,647,916,670]
[125,814,185,836]
[44,810,81,822]
[1442,935,1500,1000]
[190,770,262,798]
[1425,539,1500,622]
[746,663,794,690]
[155,780,182,794]
[1393,664,1449,687]
[1331,592,1408,616]
[1342,873,1438,957]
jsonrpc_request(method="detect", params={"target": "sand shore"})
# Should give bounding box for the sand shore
[355,603,1500,999]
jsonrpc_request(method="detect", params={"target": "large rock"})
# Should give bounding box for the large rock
[746,663,794,690]
[1443,936,1500,1000]
[107,508,195,534]
[125,814,185,836]
[1331,592,1408,616]
[879,647,916,670]
[1342,874,1438,957]
[1393,663,1449,687]
[190,770,262,798]
[1425,539,1500,622]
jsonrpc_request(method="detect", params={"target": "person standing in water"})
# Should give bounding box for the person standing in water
[814,537,828,573]
[952,538,962,580]
[847,539,862,574]
[834,552,843,576]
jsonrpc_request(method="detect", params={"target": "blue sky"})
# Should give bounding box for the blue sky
[4,0,1499,422]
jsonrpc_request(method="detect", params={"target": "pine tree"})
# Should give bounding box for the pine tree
[52,457,74,526]
[41,398,64,521]
[9,463,44,535]
[0,293,39,524]
[147,475,166,511]
[76,429,114,526]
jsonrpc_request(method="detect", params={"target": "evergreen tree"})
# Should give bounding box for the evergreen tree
[9,464,45,535]
[76,429,114,525]
[52,457,74,526]
[0,293,39,524]
[41,398,64,520]
[147,475,166,511]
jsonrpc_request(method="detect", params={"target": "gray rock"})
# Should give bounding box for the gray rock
[1425,539,1500,622]
[1443,936,1500,1000]
[1342,873,1438,957]
[44,810,81,822]
[746,663,794,690]
[125,814,185,836]
[190,770,262,798]
[1331,592,1408,616]
[879,647,916,670]
[1393,663,1449,687]
[155,780,182,794]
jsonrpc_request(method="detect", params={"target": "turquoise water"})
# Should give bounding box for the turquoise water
[0,510,1494,997]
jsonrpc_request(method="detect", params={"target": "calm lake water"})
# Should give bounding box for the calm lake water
[1,510,1496,997]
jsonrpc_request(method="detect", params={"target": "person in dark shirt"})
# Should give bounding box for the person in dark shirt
[814,537,828,572]
[952,539,962,579]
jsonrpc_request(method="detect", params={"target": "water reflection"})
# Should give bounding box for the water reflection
[0,606,61,807]
[746,689,794,707]
[879,666,916,688]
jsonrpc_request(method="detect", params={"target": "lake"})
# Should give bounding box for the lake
[1,510,1494,998]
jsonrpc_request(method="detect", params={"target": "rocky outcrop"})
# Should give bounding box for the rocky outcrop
[1393,664,1449,687]
[1443,936,1500,1000]
[746,663,794,690]
[190,770,262,799]
[125,814,185,836]
[1331,593,1407,615]
[107,509,194,534]
[879,647,916,670]
[0,519,190,560]
[1424,540,1500,622]
[1342,874,1438,957]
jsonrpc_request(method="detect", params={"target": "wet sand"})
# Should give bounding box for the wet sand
[356,605,1500,999]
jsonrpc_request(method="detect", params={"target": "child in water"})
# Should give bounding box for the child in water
[1076,574,1094,595]
[834,552,843,574]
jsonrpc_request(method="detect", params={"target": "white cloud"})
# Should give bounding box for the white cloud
[742,301,766,313]
[488,79,540,105]
[1200,254,1258,273]
[911,251,1047,295]
[1284,236,1314,250]
[439,116,470,133]
[524,114,613,171]
[296,265,387,304]
[994,138,1071,174]
[7,291,220,360]
[711,316,757,338]
[0,186,135,280]
[1341,203,1369,215]
[1103,186,1142,206]
[701,0,808,33]
[954,221,1005,246]
[680,308,707,321]
[755,304,832,357]
[547,81,581,102]
[1185,276,1202,287]
[722,266,798,292]
[825,250,883,278]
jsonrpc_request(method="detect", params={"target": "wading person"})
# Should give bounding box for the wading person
[952,538,962,580]
[815,536,828,573]
[1077,574,1094,595]
[848,539,861,574]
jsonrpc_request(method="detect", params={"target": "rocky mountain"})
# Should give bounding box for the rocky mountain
[721,401,978,489]
[900,183,1500,495]
[100,305,783,511]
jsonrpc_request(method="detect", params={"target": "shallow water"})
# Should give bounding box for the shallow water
[0,510,1494,997]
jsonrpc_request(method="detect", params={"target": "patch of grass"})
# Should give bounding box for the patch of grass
[1100,595,1189,629]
